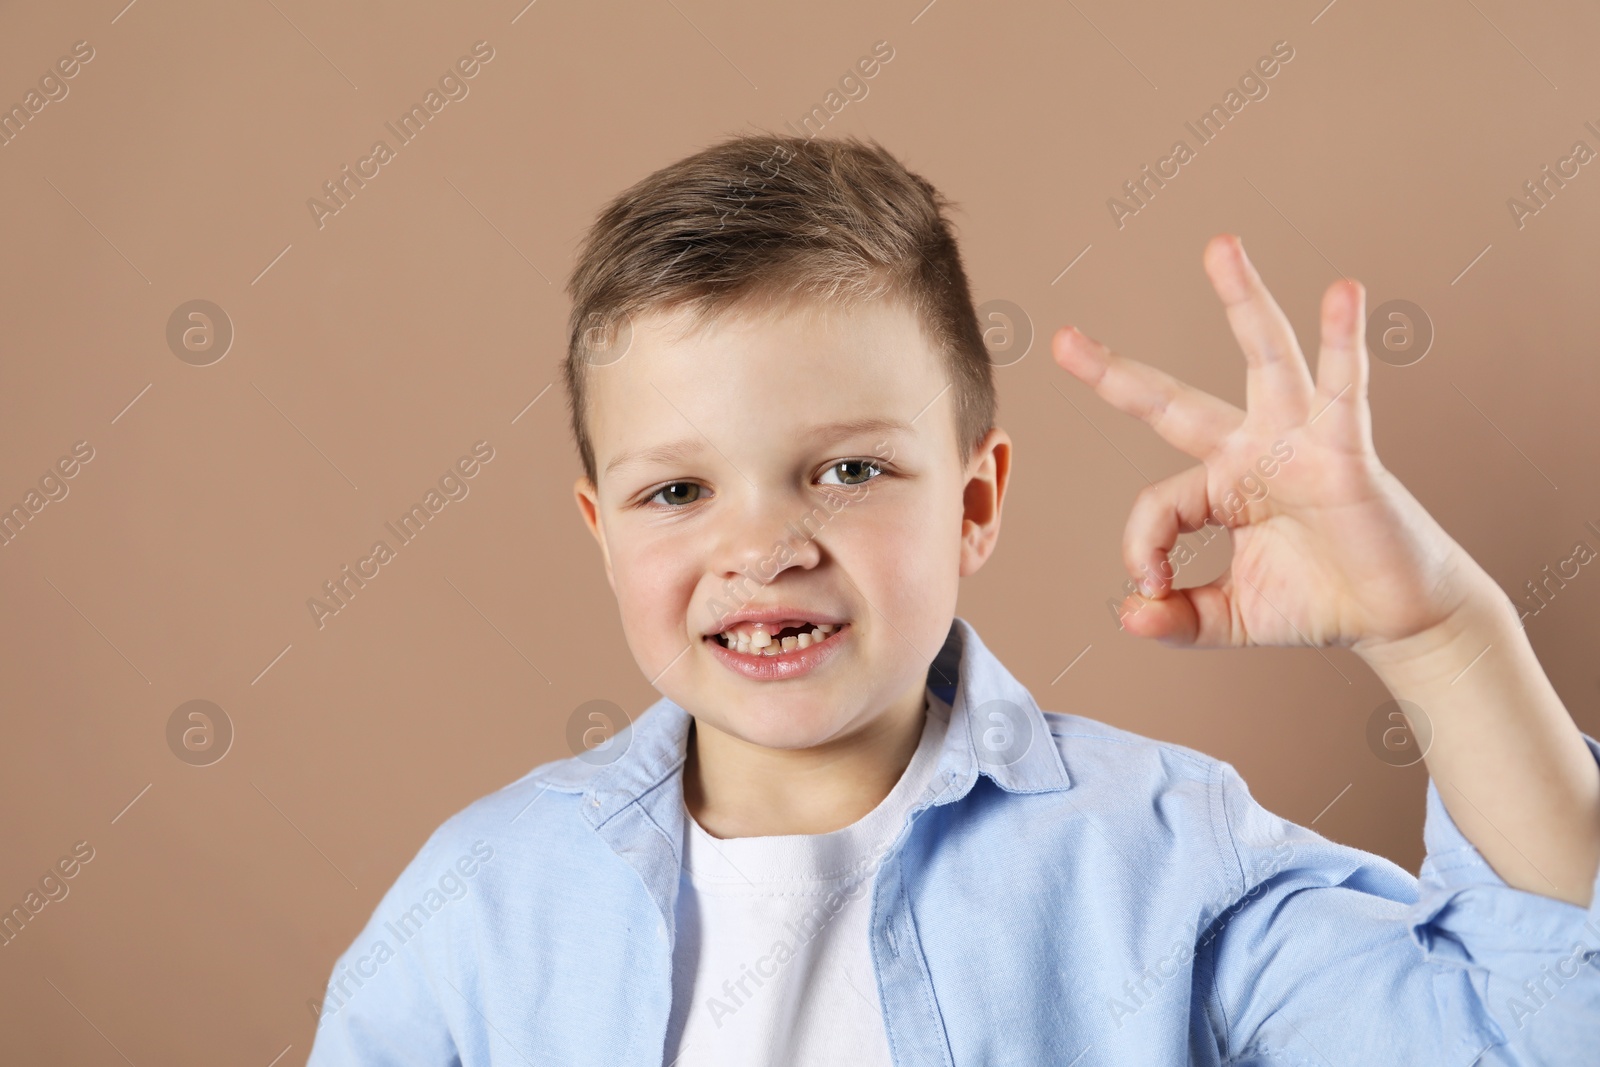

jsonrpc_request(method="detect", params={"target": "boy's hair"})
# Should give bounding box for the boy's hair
[563,132,997,484]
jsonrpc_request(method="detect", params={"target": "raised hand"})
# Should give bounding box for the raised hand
[1052,234,1500,653]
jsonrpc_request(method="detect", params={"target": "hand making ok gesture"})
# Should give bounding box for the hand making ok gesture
[1053,234,1501,655]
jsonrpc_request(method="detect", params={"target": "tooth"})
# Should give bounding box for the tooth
[810,627,825,642]
[781,636,798,652]
[737,636,751,654]
[750,628,772,648]
[817,624,835,634]
[763,644,779,656]
[796,633,812,649]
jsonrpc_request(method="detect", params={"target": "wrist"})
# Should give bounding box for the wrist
[1353,576,1523,693]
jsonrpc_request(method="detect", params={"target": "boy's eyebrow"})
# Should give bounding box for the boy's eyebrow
[603,416,913,477]
[604,438,703,477]
[803,416,914,443]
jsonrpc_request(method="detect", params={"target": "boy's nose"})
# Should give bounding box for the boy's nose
[709,503,824,583]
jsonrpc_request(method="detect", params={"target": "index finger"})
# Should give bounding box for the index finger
[1052,326,1244,459]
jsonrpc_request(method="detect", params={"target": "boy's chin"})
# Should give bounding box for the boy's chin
[696,702,858,753]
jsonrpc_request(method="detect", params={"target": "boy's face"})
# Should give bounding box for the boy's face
[574,295,1009,752]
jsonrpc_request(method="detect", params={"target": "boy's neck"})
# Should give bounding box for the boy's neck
[683,680,930,839]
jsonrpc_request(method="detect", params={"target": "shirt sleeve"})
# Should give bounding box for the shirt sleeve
[304,828,463,1066]
[1201,733,1600,1066]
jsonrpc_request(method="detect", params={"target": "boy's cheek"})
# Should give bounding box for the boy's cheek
[841,518,959,626]
[610,542,700,643]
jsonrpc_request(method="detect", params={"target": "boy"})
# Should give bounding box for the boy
[307,135,1600,1065]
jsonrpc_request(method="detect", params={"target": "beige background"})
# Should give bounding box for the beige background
[3,0,1598,1061]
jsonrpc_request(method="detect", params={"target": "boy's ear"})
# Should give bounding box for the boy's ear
[959,426,1012,578]
[573,476,617,592]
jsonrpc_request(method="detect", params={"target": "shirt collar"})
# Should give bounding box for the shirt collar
[581,615,1071,827]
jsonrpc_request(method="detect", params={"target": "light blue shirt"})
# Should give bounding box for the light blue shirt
[307,617,1600,1065]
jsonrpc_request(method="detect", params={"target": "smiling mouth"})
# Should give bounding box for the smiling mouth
[706,622,844,657]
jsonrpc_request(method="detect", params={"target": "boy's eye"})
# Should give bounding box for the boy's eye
[820,460,883,487]
[649,482,703,507]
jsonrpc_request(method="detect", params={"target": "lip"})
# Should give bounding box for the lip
[705,623,849,681]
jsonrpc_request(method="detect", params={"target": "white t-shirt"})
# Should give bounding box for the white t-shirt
[666,691,952,1066]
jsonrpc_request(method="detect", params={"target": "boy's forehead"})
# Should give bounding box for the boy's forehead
[588,296,954,472]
